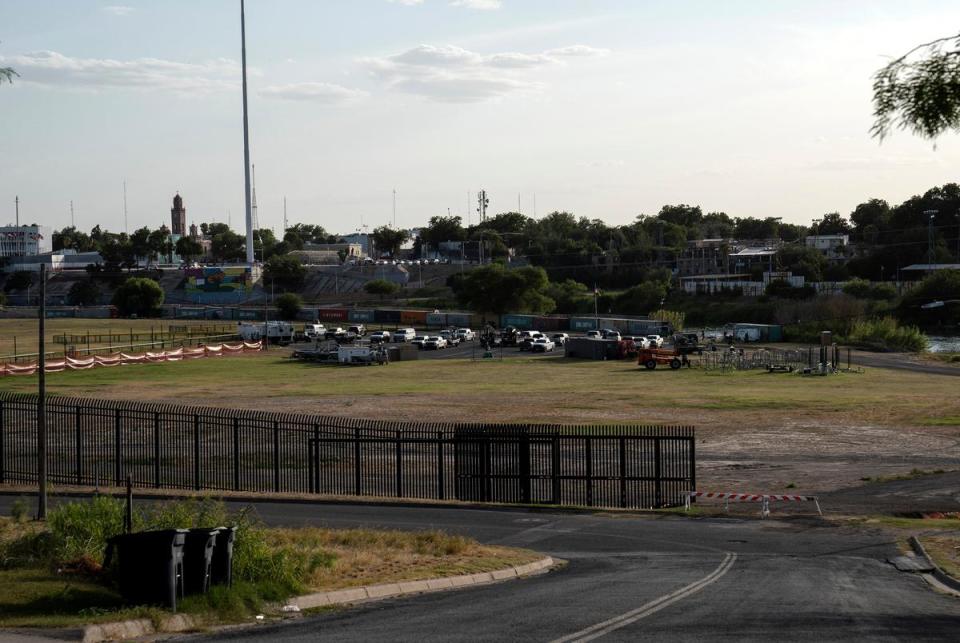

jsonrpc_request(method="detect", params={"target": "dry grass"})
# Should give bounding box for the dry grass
[921,535,960,579]
[268,527,540,591]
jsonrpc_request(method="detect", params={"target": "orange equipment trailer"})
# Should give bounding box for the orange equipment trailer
[637,348,683,370]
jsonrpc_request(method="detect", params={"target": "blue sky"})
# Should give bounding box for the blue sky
[3,0,960,235]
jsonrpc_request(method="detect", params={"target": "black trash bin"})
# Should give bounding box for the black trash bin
[211,526,237,587]
[183,528,219,595]
[104,529,187,610]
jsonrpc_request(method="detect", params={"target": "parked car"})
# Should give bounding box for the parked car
[411,335,429,349]
[518,331,545,351]
[455,328,475,341]
[392,328,417,342]
[439,330,461,346]
[304,323,326,340]
[601,328,621,341]
[551,333,569,346]
[585,330,602,339]
[646,334,664,348]
[369,330,391,344]
[324,327,346,340]
[423,336,447,350]
[500,326,520,346]
[530,337,556,352]
[632,336,651,349]
[347,325,366,337]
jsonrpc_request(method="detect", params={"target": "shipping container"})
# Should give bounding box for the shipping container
[629,319,671,336]
[425,313,447,327]
[374,309,403,324]
[237,309,262,320]
[501,314,534,329]
[446,312,472,327]
[317,307,348,322]
[570,317,598,332]
[349,309,376,323]
[564,337,620,360]
[400,310,428,325]
[296,308,319,321]
[535,316,565,332]
[176,307,205,319]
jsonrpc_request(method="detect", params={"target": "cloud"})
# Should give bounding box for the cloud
[259,81,367,103]
[0,50,240,92]
[387,0,424,5]
[101,5,134,16]
[450,0,502,9]
[361,43,608,101]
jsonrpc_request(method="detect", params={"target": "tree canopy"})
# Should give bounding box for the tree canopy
[112,277,164,317]
[451,264,554,316]
[370,226,410,258]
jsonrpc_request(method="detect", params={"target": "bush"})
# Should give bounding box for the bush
[275,292,303,320]
[112,277,164,317]
[364,279,399,298]
[847,317,928,352]
[3,271,33,293]
[842,278,897,301]
[263,255,306,291]
[765,280,815,300]
[67,279,101,306]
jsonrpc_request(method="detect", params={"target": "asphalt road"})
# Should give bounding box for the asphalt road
[1,496,957,641]
[181,502,958,642]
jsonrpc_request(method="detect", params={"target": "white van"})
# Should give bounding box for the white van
[392,328,417,342]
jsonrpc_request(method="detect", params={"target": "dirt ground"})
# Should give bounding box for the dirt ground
[2,352,958,498]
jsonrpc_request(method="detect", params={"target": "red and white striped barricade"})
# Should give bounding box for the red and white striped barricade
[685,491,822,518]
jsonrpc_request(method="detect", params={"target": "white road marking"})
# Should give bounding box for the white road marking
[551,552,737,643]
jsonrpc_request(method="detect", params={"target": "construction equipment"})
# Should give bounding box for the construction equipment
[637,347,683,370]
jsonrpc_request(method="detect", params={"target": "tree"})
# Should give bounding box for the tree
[3,271,33,292]
[657,204,703,228]
[814,212,851,235]
[850,199,891,231]
[364,279,399,299]
[112,277,164,317]
[544,279,589,313]
[263,255,306,291]
[775,245,828,281]
[420,216,465,255]
[67,279,101,306]
[275,292,303,320]
[872,33,960,141]
[370,226,410,258]
[615,282,668,314]
[900,269,960,325]
[451,264,554,315]
[130,227,152,261]
[211,230,245,262]
[53,226,96,252]
[175,236,203,263]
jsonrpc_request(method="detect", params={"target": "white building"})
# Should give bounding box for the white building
[0,225,52,258]
[805,234,849,262]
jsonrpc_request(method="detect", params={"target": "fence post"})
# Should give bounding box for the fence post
[114,408,122,487]
[688,435,696,498]
[0,400,5,484]
[519,430,531,504]
[75,406,83,486]
[551,434,561,505]
[312,424,320,494]
[585,437,593,507]
[153,412,161,488]
[193,414,200,491]
[273,421,280,493]
[436,431,444,500]
[654,437,662,508]
[233,417,240,491]
[619,437,627,509]
[354,428,362,496]
[395,430,403,498]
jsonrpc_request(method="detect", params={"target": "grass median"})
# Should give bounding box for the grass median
[0,496,540,630]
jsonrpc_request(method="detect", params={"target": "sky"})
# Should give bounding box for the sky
[3,0,960,236]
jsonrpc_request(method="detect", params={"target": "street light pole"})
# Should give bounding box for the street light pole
[37,263,47,520]
[923,210,938,266]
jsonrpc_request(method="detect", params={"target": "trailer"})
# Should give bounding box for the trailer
[337,345,388,366]
[238,321,294,345]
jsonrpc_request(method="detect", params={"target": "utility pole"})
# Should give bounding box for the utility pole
[241,0,255,265]
[477,190,489,223]
[283,196,287,234]
[392,189,397,228]
[15,195,19,227]
[924,210,938,265]
[37,263,47,520]
[123,181,128,234]
[593,283,599,331]
[70,200,74,228]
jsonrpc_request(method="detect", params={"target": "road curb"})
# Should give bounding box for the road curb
[908,535,960,594]
[69,556,556,642]
[292,556,556,610]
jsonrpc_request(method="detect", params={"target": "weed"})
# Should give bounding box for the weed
[9,498,28,524]
[785,482,796,489]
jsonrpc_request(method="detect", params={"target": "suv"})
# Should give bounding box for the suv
[646,334,664,348]
[455,328,475,341]
[392,328,416,342]
[347,325,366,337]
[324,327,346,340]
[440,329,461,346]
[411,335,428,349]
[369,330,391,344]
[518,331,545,351]
[304,323,326,340]
[600,328,621,341]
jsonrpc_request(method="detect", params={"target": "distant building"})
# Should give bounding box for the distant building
[0,225,52,258]
[805,234,848,262]
[171,193,187,236]
[303,242,362,259]
[728,246,778,274]
[341,233,370,256]
[6,249,103,272]
[677,239,730,277]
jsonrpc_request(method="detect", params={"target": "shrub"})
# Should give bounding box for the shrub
[364,279,399,298]
[263,255,306,291]
[3,270,33,293]
[765,280,815,300]
[47,496,128,564]
[847,317,928,352]
[275,292,303,320]
[842,278,897,301]
[67,279,101,306]
[111,277,164,317]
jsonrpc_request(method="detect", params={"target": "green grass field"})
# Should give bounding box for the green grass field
[0,318,237,359]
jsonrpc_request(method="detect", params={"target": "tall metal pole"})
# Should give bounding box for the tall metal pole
[392,189,396,228]
[241,0,255,265]
[37,263,47,520]
[15,195,19,227]
[122,181,128,234]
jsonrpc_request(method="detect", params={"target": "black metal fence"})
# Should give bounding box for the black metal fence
[0,392,695,509]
